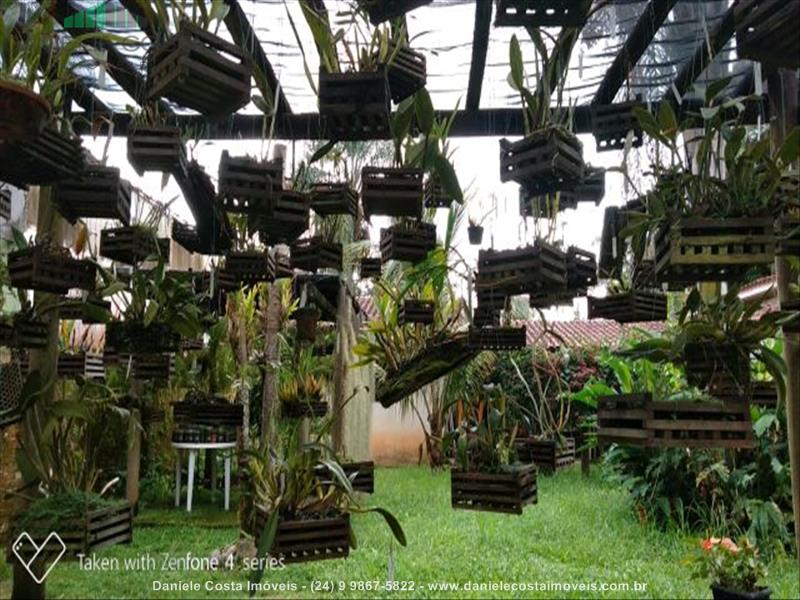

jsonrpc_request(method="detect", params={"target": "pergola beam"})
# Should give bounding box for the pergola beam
[664,2,737,103]
[465,1,492,111]
[592,0,679,105]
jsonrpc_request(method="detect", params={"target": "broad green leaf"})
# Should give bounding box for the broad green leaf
[414,88,435,137]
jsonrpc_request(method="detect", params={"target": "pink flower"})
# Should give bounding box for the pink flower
[720,538,739,553]
[701,537,720,551]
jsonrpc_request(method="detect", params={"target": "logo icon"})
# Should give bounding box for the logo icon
[12,532,67,584]
[64,3,142,30]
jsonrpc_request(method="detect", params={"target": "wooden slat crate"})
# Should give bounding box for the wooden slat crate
[654,218,775,285]
[55,164,131,226]
[0,189,11,220]
[475,285,508,310]
[588,289,668,323]
[255,191,310,245]
[146,20,250,117]
[750,381,778,408]
[282,400,329,419]
[590,98,645,152]
[8,246,96,293]
[0,126,85,188]
[218,152,282,214]
[380,222,436,264]
[253,510,350,564]
[494,0,589,27]
[1,317,47,349]
[473,306,500,328]
[647,400,754,449]
[100,227,170,265]
[57,352,104,380]
[684,342,751,391]
[516,437,575,472]
[734,0,799,70]
[424,178,454,209]
[310,182,358,217]
[58,297,111,323]
[566,246,597,290]
[319,69,391,140]
[386,46,426,103]
[361,167,423,219]
[359,257,382,279]
[127,126,186,176]
[597,393,652,446]
[451,464,537,515]
[357,0,432,25]
[106,321,181,355]
[500,127,584,194]
[290,237,343,272]
[467,326,526,350]
[780,298,799,333]
[398,299,434,325]
[476,241,567,296]
[173,402,243,427]
[127,353,174,381]
[342,461,375,494]
[528,289,576,309]
[776,216,799,257]
[222,251,275,285]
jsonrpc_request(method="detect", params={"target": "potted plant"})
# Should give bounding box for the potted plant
[126,104,186,176]
[689,537,770,600]
[55,164,132,226]
[8,236,97,294]
[218,150,283,214]
[467,216,486,246]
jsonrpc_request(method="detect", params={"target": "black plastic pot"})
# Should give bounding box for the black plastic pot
[711,585,771,600]
[468,225,484,245]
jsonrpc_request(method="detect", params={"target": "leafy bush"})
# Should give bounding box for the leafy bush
[16,490,118,535]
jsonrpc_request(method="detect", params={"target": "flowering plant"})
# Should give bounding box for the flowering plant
[690,537,768,593]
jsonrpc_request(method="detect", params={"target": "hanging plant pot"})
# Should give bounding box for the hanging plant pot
[319,68,391,140]
[467,326,526,350]
[385,46,426,103]
[0,189,11,221]
[520,164,605,217]
[0,315,48,349]
[171,220,204,255]
[423,178,454,209]
[294,306,321,342]
[528,289,574,309]
[252,509,350,563]
[146,21,251,117]
[361,167,423,219]
[710,584,772,600]
[218,152,282,214]
[8,245,96,293]
[380,222,436,264]
[0,81,50,144]
[494,0,591,28]
[57,352,105,380]
[357,0,432,24]
[253,191,310,246]
[654,218,775,286]
[500,126,584,195]
[282,399,329,419]
[398,299,435,325]
[126,353,174,381]
[100,227,170,265]
[451,464,537,515]
[684,341,751,391]
[648,399,754,450]
[221,251,275,286]
[310,182,358,217]
[105,321,181,355]
[734,0,799,70]
[341,461,375,493]
[590,98,645,152]
[467,225,484,245]
[588,289,667,323]
[476,285,508,311]
[55,165,132,226]
[0,126,85,188]
[127,126,186,176]
[359,257,382,279]
[597,393,652,446]
[516,437,576,472]
[476,241,567,296]
[290,237,343,273]
[566,246,597,290]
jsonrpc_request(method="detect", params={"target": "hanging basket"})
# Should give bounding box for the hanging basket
[398,299,435,325]
[590,98,645,152]
[467,326,526,350]
[100,227,169,265]
[8,246,96,293]
[467,225,484,245]
[597,393,652,446]
[647,399,754,450]
[254,191,310,246]
[515,437,576,472]
[221,251,276,286]
[0,316,47,349]
[451,464,537,515]
[282,399,329,419]
[385,46,426,103]
[500,127,584,195]
[294,306,321,342]
[339,461,375,494]
[361,167,423,219]
[472,306,500,328]
[476,241,567,296]
[0,126,85,188]
[105,321,181,355]
[588,289,667,323]
[57,352,105,380]
[423,178,454,209]
[55,165,132,226]
[0,81,50,144]
[127,126,186,176]
[380,222,436,264]
[146,21,251,117]
[319,68,391,140]
[359,257,382,279]
[290,237,343,273]
[494,0,590,28]
[310,182,358,217]
[251,509,350,564]
[684,341,751,391]
[218,152,282,214]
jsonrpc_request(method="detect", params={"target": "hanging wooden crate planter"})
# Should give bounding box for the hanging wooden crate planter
[500,127,584,195]
[566,246,597,290]
[219,152,282,214]
[127,126,186,176]
[310,182,358,217]
[423,178,453,209]
[476,241,567,296]
[361,167,423,219]
[173,402,243,427]
[528,289,575,309]
[476,285,508,310]
[319,69,391,140]
[516,437,576,472]
[750,381,778,408]
[380,222,436,264]
[451,464,537,515]
[290,237,343,273]
[58,296,112,323]
[734,0,799,70]
[588,289,667,323]
[398,299,435,325]
[473,306,500,328]
[359,257,382,279]
[647,400,754,449]
[590,98,645,152]
[684,341,751,391]
[55,164,132,225]
[494,0,590,27]
[654,218,775,285]
[252,509,350,563]
[8,246,96,293]
[282,399,329,419]
[222,251,275,285]
[0,126,85,188]
[171,221,208,255]
[467,326,526,350]
[57,352,105,380]
[342,461,375,494]
[1,316,48,349]
[100,227,169,265]
[0,189,11,220]
[597,393,652,446]
[523,164,606,216]
[776,215,799,256]
[127,353,174,381]
[780,298,800,333]
[255,191,310,246]
[357,0,432,25]
[106,321,181,355]
[385,46,426,103]
[146,21,251,117]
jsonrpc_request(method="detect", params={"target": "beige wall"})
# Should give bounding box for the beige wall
[369,390,428,466]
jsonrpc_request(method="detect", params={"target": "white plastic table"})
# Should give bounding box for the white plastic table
[172,441,236,512]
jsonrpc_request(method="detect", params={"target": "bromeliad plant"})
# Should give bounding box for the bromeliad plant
[277,345,331,407]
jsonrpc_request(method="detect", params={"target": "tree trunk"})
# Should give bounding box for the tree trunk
[260,283,280,446]
[331,281,348,453]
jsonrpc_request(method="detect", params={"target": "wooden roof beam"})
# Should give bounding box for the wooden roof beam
[466,1,492,111]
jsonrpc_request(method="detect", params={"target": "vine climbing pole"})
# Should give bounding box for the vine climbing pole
[768,68,800,565]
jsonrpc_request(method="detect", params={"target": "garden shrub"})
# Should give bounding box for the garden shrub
[16,490,117,535]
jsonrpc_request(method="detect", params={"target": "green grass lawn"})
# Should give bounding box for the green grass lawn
[1,466,798,599]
